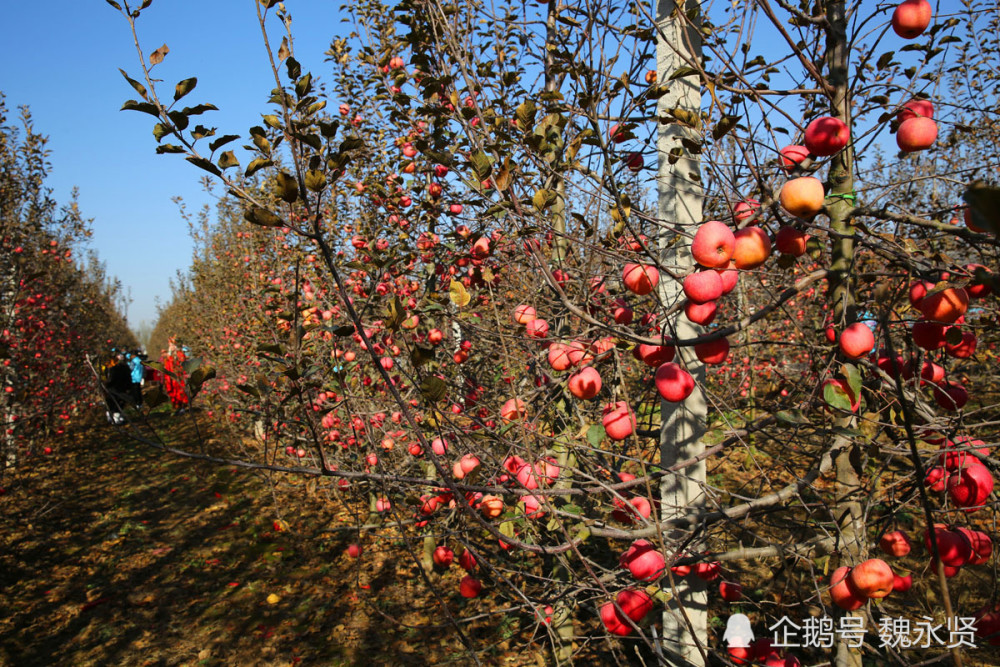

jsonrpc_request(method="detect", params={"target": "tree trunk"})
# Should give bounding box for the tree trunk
[823,3,864,666]
[655,1,707,664]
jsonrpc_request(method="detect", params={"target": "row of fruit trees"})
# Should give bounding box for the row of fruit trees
[107,0,1000,664]
[0,96,137,471]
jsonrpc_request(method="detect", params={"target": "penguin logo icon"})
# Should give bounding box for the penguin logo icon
[723,613,754,649]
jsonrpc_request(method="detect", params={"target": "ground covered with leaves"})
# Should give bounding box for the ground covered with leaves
[0,414,550,667]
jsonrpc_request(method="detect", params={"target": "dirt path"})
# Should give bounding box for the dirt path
[0,417,533,667]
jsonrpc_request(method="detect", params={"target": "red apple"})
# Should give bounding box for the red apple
[683,270,724,303]
[839,322,875,359]
[691,220,735,269]
[655,363,695,402]
[829,566,866,610]
[779,177,825,218]
[623,263,659,296]
[719,580,743,602]
[947,462,994,509]
[911,320,946,350]
[897,117,937,152]
[734,199,760,222]
[513,304,537,325]
[433,545,454,567]
[879,530,912,557]
[804,116,849,156]
[602,401,636,441]
[919,286,968,323]
[892,0,932,39]
[848,558,894,599]
[460,575,482,598]
[775,226,809,256]
[694,337,730,365]
[899,98,934,121]
[620,539,666,581]
[567,366,602,400]
[685,300,717,325]
[732,226,771,269]
[779,144,810,172]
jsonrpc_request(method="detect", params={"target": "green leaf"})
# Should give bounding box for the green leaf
[218,151,240,170]
[262,114,282,130]
[119,69,148,100]
[411,345,435,367]
[418,376,447,402]
[188,365,216,388]
[841,363,862,399]
[876,51,895,70]
[515,100,536,129]
[292,131,322,151]
[245,157,273,178]
[532,189,556,210]
[152,123,170,142]
[144,384,168,408]
[669,66,700,80]
[586,424,605,447]
[775,409,809,425]
[469,150,492,180]
[963,181,1000,235]
[329,325,355,337]
[167,110,189,131]
[155,144,186,154]
[385,295,405,330]
[121,99,160,117]
[318,120,339,138]
[285,56,301,81]
[295,72,313,98]
[712,114,740,141]
[105,0,123,9]
[236,383,260,398]
[823,381,853,412]
[306,100,327,116]
[339,136,365,152]
[181,103,218,116]
[174,77,197,101]
[209,134,240,152]
[244,206,283,227]
[275,171,299,203]
[181,357,202,374]
[499,520,515,538]
[185,155,222,176]
[304,169,326,192]
[190,125,214,139]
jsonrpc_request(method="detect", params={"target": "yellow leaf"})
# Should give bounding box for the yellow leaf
[266,593,281,605]
[449,280,471,308]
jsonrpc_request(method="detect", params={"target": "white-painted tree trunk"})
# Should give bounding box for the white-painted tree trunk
[655,1,707,664]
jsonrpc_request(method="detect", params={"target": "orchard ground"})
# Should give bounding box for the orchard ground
[0,411,571,666]
[2,407,1000,665]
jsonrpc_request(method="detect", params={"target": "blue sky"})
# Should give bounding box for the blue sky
[0,0,345,331]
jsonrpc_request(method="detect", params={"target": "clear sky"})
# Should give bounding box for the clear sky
[0,0,345,332]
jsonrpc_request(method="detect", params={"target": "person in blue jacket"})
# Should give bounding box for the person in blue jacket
[128,350,144,408]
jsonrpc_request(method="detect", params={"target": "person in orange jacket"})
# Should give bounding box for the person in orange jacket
[161,338,189,414]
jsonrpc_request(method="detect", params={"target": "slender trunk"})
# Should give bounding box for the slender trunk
[545,0,567,263]
[655,1,707,664]
[824,4,864,666]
